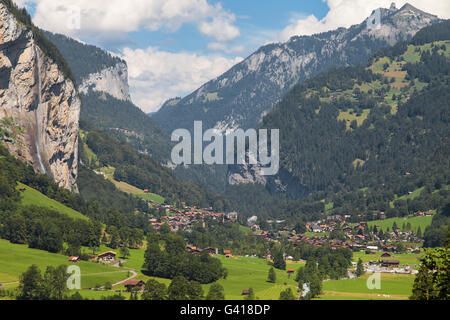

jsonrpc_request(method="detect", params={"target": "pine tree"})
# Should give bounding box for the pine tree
[356,258,365,277]
[268,267,276,283]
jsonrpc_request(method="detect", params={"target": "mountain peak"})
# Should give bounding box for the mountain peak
[396,3,438,18]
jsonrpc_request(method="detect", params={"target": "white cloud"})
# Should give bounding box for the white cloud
[279,0,450,41]
[121,47,243,113]
[13,0,240,42]
[199,16,240,42]
[207,42,245,54]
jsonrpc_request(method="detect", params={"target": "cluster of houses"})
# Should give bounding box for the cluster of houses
[251,214,423,256]
[145,199,239,233]
[111,127,141,138]
[69,251,120,266]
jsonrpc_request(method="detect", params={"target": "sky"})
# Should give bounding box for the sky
[12,0,450,113]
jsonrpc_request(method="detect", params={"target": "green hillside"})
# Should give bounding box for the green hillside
[368,215,433,233]
[17,183,88,221]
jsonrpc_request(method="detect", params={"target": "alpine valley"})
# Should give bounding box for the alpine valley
[0,0,449,302]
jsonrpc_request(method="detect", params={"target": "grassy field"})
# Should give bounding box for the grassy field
[17,182,88,221]
[109,246,305,300]
[317,273,415,300]
[135,193,165,204]
[367,215,433,234]
[0,240,129,288]
[352,251,423,266]
[0,239,421,300]
[96,166,165,204]
[337,108,371,130]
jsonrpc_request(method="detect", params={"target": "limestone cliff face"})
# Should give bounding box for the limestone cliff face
[0,3,80,191]
[79,61,131,101]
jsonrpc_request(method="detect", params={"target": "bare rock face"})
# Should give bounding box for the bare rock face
[0,3,80,191]
[79,62,131,101]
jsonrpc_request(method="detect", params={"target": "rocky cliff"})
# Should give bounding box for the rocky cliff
[79,61,131,101]
[0,2,80,191]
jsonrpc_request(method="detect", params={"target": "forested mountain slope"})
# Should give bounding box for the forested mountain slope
[223,21,449,223]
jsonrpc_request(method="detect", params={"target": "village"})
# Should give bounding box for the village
[138,193,428,275]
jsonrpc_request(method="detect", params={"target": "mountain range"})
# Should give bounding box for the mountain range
[152,3,440,135]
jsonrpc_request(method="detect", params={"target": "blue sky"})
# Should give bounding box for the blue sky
[14,0,450,112]
[123,0,329,56]
[70,0,330,57]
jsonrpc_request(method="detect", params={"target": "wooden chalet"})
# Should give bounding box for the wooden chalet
[97,251,117,262]
[380,259,400,267]
[124,280,145,292]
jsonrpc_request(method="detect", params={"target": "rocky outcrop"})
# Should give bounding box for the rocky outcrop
[79,61,131,101]
[0,3,80,191]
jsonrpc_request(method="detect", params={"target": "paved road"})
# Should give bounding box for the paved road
[112,270,138,287]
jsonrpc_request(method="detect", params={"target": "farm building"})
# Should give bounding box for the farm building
[242,290,250,296]
[381,252,392,258]
[380,259,400,267]
[124,280,145,292]
[68,256,80,262]
[97,251,117,262]
[287,269,295,274]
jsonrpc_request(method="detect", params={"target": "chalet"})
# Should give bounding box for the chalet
[381,252,392,258]
[287,269,295,274]
[124,280,145,292]
[203,247,218,255]
[144,189,150,193]
[380,259,400,267]
[242,290,250,296]
[187,246,202,254]
[19,187,26,192]
[343,227,353,233]
[97,251,117,262]
[223,250,231,255]
[68,256,80,263]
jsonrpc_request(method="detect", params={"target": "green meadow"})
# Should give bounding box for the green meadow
[318,273,415,300]
[135,193,165,205]
[367,215,433,233]
[96,166,165,204]
[111,247,304,300]
[352,251,423,266]
[0,240,129,288]
[17,182,89,221]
